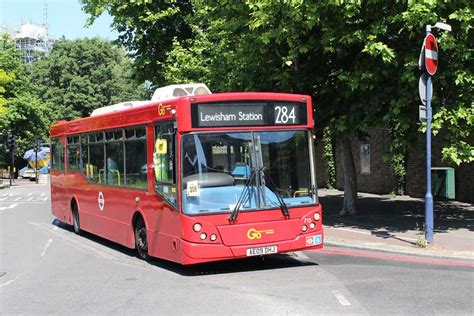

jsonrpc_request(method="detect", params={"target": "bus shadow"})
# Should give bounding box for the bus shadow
[148,253,318,276]
[52,219,317,276]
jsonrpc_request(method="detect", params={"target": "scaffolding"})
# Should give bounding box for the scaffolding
[2,4,53,64]
[11,24,53,64]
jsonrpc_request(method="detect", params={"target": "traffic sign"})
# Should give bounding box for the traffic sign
[424,34,438,75]
[418,74,433,105]
[418,44,425,70]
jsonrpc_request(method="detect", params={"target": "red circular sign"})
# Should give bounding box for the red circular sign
[424,34,438,75]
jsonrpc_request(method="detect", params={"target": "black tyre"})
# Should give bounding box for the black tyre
[134,217,150,260]
[72,203,82,235]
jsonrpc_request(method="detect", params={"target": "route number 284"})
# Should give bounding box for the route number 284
[274,105,297,124]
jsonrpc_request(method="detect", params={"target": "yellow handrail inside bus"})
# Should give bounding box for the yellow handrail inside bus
[110,170,121,185]
[98,169,104,183]
[293,189,309,197]
[98,169,121,185]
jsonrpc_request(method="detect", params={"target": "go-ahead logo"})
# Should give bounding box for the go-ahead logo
[157,103,172,116]
[247,228,274,240]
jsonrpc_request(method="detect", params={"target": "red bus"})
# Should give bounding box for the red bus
[50,84,323,265]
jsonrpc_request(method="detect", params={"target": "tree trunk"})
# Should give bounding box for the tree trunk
[340,135,357,215]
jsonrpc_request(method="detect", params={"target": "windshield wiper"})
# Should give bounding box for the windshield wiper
[229,168,257,222]
[262,168,290,218]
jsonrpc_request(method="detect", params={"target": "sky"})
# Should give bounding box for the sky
[0,0,118,40]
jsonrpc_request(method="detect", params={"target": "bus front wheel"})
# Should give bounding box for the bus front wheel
[134,217,150,261]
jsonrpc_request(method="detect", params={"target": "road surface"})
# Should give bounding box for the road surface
[1,183,473,315]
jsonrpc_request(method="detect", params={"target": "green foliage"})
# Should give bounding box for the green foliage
[0,36,51,157]
[82,0,474,171]
[30,38,146,120]
[0,94,53,154]
[81,0,193,87]
[0,35,26,113]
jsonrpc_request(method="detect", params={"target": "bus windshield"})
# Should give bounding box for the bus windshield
[181,130,315,215]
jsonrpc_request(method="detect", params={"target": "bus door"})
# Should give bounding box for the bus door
[150,121,181,261]
[51,137,68,222]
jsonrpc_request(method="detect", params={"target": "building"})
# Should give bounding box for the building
[315,128,474,203]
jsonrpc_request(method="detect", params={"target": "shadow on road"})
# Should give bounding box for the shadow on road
[53,220,317,276]
[321,193,474,235]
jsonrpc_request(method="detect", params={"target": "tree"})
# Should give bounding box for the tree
[30,37,146,120]
[0,94,53,154]
[81,0,193,87]
[82,1,473,214]
[0,36,52,157]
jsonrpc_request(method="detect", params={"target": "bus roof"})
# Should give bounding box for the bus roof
[50,92,312,137]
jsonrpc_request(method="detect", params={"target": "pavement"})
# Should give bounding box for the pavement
[320,189,474,261]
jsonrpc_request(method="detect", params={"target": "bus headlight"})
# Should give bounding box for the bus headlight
[302,225,308,232]
[200,233,207,240]
[313,213,320,221]
[310,222,316,229]
[210,234,217,241]
[193,223,202,232]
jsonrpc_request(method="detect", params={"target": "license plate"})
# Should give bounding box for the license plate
[246,245,278,256]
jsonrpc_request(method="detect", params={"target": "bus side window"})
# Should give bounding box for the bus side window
[154,122,176,206]
[51,138,59,171]
[67,136,79,172]
[124,127,147,189]
[88,132,105,184]
[59,141,65,173]
[80,134,88,175]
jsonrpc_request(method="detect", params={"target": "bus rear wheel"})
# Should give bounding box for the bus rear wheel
[134,217,150,261]
[72,203,81,235]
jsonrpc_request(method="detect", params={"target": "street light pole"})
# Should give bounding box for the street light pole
[423,22,451,244]
[424,26,434,243]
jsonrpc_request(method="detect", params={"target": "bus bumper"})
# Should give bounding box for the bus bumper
[180,231,323,265]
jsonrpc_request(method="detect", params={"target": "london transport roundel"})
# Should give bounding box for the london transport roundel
[424,34,438,76]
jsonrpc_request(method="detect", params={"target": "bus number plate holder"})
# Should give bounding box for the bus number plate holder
[246,246,278,256]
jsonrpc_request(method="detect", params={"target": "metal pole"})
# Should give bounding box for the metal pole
[9,152,12,186]
[35,142,39,184]
[424,25,434,244]
[10,150,14,186]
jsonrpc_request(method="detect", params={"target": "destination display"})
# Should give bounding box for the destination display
[191,101,307,128]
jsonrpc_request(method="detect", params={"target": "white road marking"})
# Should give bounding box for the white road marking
[40,238,53,256]
[332,290,351,306]
[0,274,24,288]
[293,251,310,260]
[29,222,154,272]
[0,203,18,211]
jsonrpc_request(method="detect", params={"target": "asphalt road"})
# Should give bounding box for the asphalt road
[1,183,473,315]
